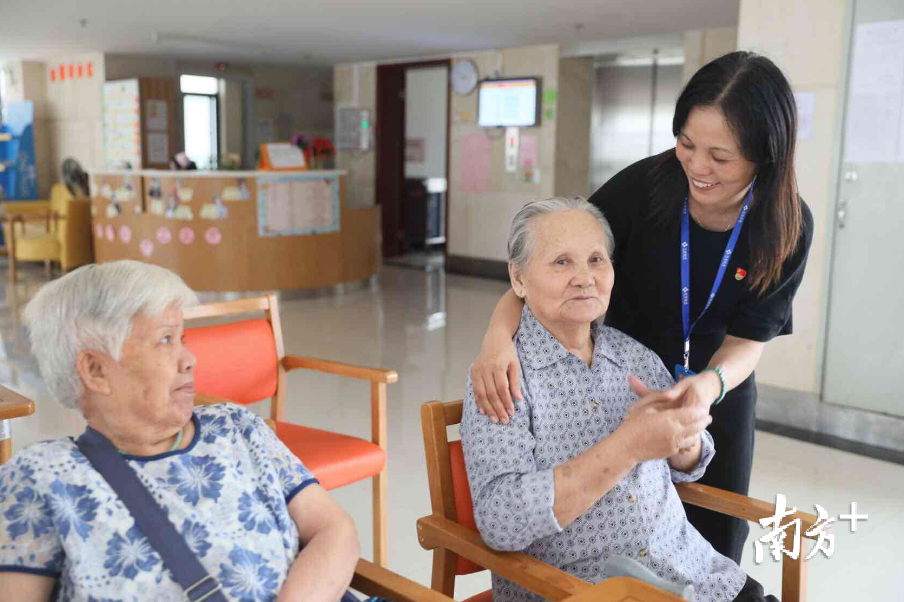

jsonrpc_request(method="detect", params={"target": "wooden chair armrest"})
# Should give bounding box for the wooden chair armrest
[352,559,454,602]
[194,392,235,407]
[283,355,398,384]
[0,386,35,420]
[416,514,591,601]
[676,482,819,538]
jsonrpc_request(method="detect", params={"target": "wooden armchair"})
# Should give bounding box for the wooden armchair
[418,400,819,602]
[0,384,36,465]
[183,294,398,567]
[2,183,93,283]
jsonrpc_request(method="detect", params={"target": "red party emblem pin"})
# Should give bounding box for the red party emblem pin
[735,268,747,281]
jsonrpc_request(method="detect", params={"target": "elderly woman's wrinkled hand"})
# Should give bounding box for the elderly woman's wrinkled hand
[471,336,522,424]
[619,397,712,463]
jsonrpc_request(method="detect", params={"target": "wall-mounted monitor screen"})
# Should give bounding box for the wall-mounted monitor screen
[477,78,541,127]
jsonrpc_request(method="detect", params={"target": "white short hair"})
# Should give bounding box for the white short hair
[507,197,615,271]
[24,260,199,409]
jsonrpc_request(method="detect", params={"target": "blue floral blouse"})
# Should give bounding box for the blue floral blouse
[0,404,319,602]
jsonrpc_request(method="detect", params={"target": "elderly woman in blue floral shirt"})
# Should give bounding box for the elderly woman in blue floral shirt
[461,198,780,602]
[0,261,360,602]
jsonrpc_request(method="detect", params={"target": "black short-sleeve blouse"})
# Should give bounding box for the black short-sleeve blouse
[588,155,814,376]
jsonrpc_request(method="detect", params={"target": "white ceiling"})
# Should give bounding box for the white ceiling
[0,0,739,66]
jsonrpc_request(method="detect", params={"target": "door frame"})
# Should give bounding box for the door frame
[375,59,451,258]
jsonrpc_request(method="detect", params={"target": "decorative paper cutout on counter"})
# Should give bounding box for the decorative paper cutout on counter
[147,178,163,199]
[118,225,132,244]
[220,179,251,202]
[113,185,133,202]
[91,205,98,217]
[204,227,222,245]
[95,224,103,239]
[178,227,195,244]
[199,198,229,220]
[105,203,121,219]
[105,224,115,242]
[156,227,172,245]
[177,187,194,202]
[101,184,113,199]
[172,206,194,221]
[139,239,154,258]
[150,200,165,216]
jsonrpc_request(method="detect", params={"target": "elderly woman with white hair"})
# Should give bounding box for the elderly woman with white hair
[460,198,780,602]
[0,261,361,602]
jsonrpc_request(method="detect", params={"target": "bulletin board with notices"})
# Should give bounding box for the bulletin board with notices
[257,173,341,237]
[103,80,142,169]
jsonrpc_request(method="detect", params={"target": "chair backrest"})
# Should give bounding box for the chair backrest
[421,399,485,576]
[183,294,287,421]
[50,183,73,217]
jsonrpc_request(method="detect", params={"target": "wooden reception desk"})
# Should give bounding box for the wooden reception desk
[89,169,380,292]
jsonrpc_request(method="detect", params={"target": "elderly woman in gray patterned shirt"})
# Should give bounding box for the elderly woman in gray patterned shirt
[461,198,779,602]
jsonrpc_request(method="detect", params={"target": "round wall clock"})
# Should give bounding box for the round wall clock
[451,59,479,95]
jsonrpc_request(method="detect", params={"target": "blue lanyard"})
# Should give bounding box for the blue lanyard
[680,182,754,369]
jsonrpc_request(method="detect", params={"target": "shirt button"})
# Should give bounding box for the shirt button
[628,494,637,503]
[639,549,648,557]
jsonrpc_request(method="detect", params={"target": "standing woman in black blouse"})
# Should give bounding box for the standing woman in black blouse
[469,51,813,564]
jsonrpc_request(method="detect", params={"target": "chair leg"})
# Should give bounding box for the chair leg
[428,548,458,598]
[8,255,15,285]
[44,260,51,278]
[781,540,810,602]
[373,468,388,567]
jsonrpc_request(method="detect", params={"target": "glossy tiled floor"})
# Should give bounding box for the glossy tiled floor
[4,264,903,601]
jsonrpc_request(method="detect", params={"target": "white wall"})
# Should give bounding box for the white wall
[404,66,448,179]
[737,0,847,393]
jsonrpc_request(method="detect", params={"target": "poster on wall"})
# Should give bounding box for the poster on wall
[103,79,142,169]
[145,100,168,132]
[0,101,38,203]
[257,173,340,237]
[843,20,904,164]
[147,132,169,165]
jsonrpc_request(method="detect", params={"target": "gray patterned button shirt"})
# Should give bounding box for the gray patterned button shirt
[461,306,747,602]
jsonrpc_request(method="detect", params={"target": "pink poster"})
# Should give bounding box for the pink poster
[118,225,132,244]
[519,135,538,170]
[139,239,154,258]
[457,134,493,194]
[95,224,103,239]
[105,225,114,242]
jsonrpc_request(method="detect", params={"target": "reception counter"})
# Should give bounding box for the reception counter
[88,169,380,292]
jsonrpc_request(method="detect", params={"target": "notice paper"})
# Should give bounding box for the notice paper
[257,173,340,236]
[844,20,904,164]
[457,133,492,194]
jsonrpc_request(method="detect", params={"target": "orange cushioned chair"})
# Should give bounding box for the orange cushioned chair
[0,384,36,465]
[418,399,819,602]
[183,294,397,566]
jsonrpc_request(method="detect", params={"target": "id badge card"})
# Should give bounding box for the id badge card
[674,364,696,381]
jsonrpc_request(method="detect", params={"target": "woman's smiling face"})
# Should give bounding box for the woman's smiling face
[675,105,758,210]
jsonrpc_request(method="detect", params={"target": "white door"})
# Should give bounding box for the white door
[823,0,904,417]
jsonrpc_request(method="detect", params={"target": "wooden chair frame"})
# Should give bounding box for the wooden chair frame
[3,212,66,283]
[0,384,36,465]
[419,400,820,602]
[184,293,398,567]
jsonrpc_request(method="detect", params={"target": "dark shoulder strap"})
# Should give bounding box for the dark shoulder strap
[75,428,227,602]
